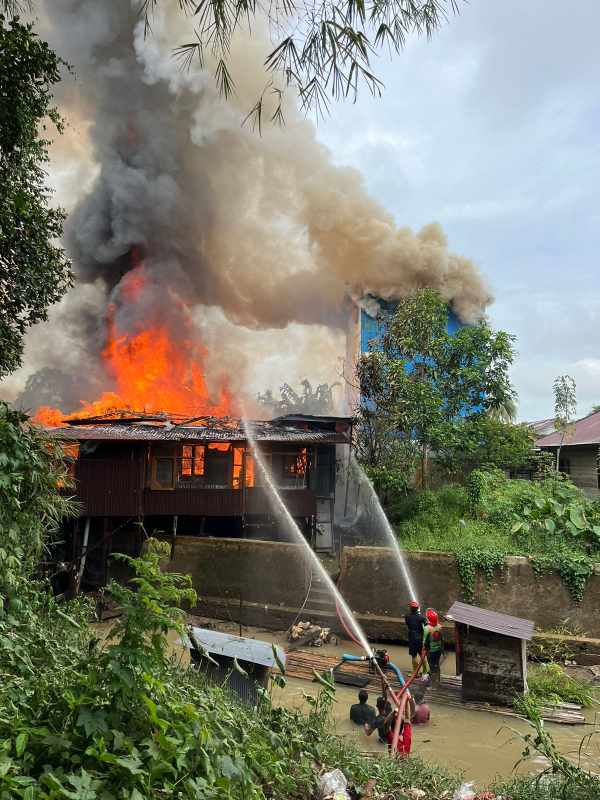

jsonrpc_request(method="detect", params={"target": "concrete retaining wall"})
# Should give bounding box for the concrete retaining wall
[339,547,600,638]
[165,537,600,641]
[167,535,310,612]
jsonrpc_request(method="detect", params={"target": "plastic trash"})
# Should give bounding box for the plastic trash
[319,769,350,800]
[452,782,476,800]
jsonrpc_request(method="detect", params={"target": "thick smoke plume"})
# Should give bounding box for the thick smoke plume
[6,1,492,413]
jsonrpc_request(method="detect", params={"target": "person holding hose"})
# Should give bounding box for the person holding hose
[405,600,427,675]
[383,691,415,757]
[423,608,444,687]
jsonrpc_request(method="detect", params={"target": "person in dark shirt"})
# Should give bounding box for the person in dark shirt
[364,696,390,743]
[405,600,427,674]
[350,690,376,725]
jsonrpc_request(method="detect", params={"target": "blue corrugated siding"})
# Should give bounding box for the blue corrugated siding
[359,301,464,356]
[358,299,476,417]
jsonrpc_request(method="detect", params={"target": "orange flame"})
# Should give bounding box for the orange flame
[32,262,233,426]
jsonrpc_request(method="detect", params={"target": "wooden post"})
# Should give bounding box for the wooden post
[171,515,178,560]
[102,517,110,586]
[75,517,91,595]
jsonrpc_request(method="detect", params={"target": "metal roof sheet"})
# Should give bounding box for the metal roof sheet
[536,410,600,447]
[273,413,353,424]
[527,418,556,436]
[183,627,286,668]
[446,601,534,641]
[46,419,348,444]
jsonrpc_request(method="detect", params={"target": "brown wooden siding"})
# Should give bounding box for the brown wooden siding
[460,626,525,706]
[245,488,316,517]
[75,459,143,516]
[74,458,316,518]
[142,488,243,516]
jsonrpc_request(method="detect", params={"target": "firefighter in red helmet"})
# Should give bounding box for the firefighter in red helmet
[423,608,444,687]
[404,600,426,675]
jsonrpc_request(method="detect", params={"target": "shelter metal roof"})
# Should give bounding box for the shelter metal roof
[536,410,600,448]
[182,627,286,669]
[446,601,534,641]
[46,416,349,445]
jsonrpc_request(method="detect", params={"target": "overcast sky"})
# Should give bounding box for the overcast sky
[317,0,600,421]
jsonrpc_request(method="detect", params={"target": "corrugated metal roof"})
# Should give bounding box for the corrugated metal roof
[273,414,353,424]
[527,418,556,436]
[446,601,534,640]
[536,410,600,447]
[46,418,348,444]
[183,627,286,668]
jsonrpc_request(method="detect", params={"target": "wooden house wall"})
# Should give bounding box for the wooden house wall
[461,627,525,706]
[72,441,321,518]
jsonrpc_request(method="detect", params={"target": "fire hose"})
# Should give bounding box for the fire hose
[335,599,426,756]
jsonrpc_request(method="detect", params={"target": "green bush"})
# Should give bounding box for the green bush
[394,468,600,601]
[527,663,598,708]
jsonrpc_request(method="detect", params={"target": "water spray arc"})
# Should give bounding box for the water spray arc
[242,417,428,756]
[350,456,419,604]
[242,417,373,658]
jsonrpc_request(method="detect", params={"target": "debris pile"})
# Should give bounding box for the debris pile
[288,621,336,649]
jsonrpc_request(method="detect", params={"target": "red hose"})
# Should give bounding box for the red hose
[335,599,365,649]
[334,598,427,759]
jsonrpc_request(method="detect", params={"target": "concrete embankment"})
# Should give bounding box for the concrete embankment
[166,536,600,652]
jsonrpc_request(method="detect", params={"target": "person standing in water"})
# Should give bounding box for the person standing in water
[349,690,376,726]
[405,600,427,674]
[411,688,431,724]
[423,608,444,687]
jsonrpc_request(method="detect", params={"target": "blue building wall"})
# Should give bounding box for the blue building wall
[357,300,477,417]
[359,300,463,355]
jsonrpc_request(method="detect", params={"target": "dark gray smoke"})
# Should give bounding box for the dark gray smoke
[9,1,492,410]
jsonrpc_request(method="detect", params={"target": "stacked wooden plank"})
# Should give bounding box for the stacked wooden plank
[284,650,585,725]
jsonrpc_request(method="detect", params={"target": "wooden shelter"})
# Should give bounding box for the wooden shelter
[185,627,286,706]
[446,601,534,706]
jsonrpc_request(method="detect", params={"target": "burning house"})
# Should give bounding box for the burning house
[48,412,350,592]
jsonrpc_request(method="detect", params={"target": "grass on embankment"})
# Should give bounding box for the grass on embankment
[390,469,600,603]
[527,663,598,708]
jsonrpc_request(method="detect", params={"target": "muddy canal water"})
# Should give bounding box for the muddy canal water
[194,621,600,785]
[95,618,599,786]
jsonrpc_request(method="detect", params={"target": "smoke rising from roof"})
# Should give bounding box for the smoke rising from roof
[6,1,492,412]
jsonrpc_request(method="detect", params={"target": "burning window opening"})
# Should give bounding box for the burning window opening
[147,442,309,491]
[253,448,309,490]
[181,444,205,477]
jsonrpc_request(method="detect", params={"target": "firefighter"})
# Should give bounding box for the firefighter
[423,608,444,687]
[405,600,427,675]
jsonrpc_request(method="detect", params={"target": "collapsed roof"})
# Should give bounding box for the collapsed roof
[44,412,351,445]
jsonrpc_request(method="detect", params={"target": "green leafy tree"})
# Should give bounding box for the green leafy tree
[553,374,577,472]
[0,14,71,377]
[0,402,75,610]
[142,0,461,122]
[436,415,535,474]
[357,289,528,487]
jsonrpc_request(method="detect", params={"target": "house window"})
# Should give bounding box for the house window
[255,448,309,489]
[232,449,256,489]
[204,442,231,488]
[245,453,255,487]
[283,448,308,486]
[148,444,177,490]
[152,457,175,489]
[180,445,205,479]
